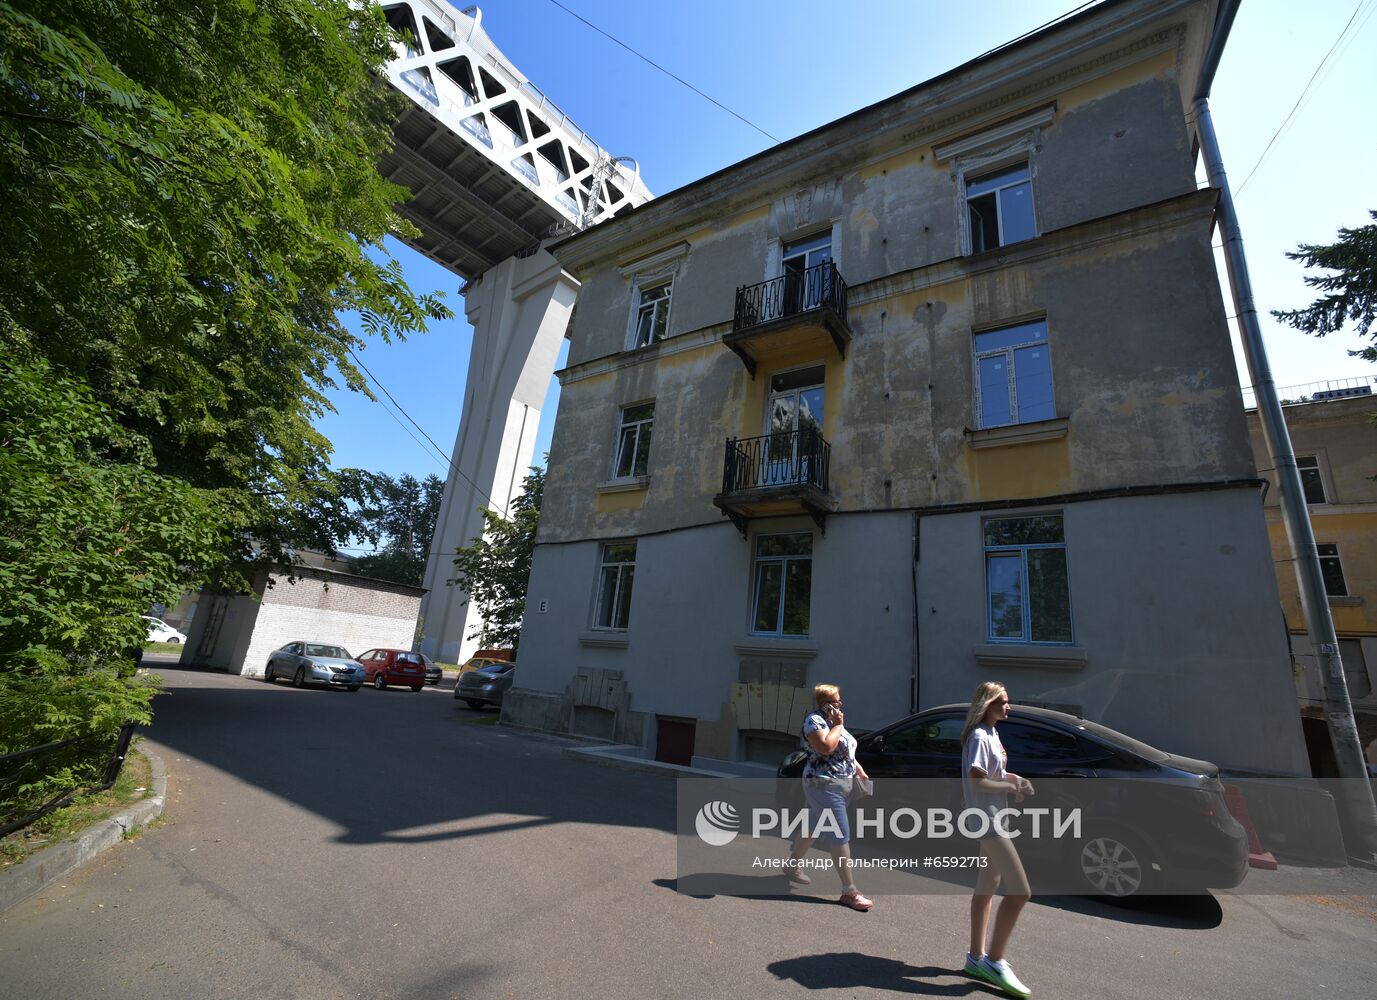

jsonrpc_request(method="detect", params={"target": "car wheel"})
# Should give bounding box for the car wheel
[374,674,387,690]
[1077,830,1155,898]
[264,664,275,684]
[293,666,305,688]
[168,637,181,644]
[464,698,484,709]
[411,685,422,693]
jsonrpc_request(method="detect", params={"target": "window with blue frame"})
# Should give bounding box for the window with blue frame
[974,319,1055,428]
[984,514,1073,643]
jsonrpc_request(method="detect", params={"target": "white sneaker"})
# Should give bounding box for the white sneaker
[978,956,1031,998]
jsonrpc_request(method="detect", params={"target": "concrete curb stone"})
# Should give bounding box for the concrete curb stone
[0,745,168,913]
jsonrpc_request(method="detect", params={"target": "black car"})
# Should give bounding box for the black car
[780,704,1248,897]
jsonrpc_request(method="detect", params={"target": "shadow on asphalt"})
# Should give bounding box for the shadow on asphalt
[767,952,990,996]
[654,875,839,903]
[141,669,680,851]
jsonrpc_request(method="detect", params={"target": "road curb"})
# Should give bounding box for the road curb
[0,745,168,913]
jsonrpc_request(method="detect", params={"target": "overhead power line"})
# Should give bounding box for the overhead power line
[1235,0,1374,196]
[545,0,781,143]
[345,347,502,514]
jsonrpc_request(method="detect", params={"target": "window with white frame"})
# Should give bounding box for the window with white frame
[984,514,1073,643]
[974,319,1055,428]
[631,281,671,349]
[612,402,654,479]
[751,533,812,637]
[1318,544,1348,597]
[966,162,1035,253]
[594,541,637,630]
[1297,456,1327,504]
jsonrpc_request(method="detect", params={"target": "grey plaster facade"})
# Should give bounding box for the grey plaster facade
[504,0,1309,775]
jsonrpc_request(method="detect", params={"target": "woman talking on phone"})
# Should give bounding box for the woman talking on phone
[785,683,873,911]
[961,681,1034,998]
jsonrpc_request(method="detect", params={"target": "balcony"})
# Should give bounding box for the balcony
[713,428,837,535]
[724,261,852,377]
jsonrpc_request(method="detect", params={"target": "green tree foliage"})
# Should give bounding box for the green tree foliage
[0,1,451,766]
[0,360,221,758]
[348,472,444,586]
[1272,210,1377,361]
[450,468,543,652]
[0,1,450,582]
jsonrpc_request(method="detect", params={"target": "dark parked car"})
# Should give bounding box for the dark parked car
[779,704,1247,897]
[423,653,443,685]
[263,642,365,691]
[357,648,427,692]
[454,661,516,709]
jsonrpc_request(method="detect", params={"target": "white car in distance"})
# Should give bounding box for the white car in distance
[143,616,187,644]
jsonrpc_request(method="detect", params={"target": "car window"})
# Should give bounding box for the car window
[998,722,1085,762]
[884,717,964,755]
[397,653,420,665]
[286,643,303,655]
[489,662,516,675]
[305,644,350,659]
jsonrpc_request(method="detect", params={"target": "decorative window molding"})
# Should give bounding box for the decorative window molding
[940,107,1054,257]
[966,417,1068,450]
[933,106,1056,162]
[972,644,1087,670]
[596,476,649,495]
[620,242,689,350]
[579,630,630,649]
[733,639,818,660]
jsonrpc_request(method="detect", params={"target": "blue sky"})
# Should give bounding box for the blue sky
[318,0,1377,495]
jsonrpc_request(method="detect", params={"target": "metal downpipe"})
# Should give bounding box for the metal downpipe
[1194,95,1377,860]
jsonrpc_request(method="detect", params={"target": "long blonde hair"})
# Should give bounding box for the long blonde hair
[960,681,1007,746]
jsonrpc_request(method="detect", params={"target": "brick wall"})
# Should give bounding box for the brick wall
[237,568,424,677]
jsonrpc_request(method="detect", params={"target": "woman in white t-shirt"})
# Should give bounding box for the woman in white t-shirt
[784,683,873,911]
[959,681,1034,999]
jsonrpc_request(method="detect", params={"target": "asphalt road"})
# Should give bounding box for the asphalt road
[2,665,1375,1000]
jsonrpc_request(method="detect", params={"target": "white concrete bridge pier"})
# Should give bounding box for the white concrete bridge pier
[418,249,578,664]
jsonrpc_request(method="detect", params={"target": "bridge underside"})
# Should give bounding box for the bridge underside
[381,105,564,279]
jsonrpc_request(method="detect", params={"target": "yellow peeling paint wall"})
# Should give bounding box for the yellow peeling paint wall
[1248,398,1377,637]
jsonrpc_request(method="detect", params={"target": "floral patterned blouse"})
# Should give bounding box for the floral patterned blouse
[801,711,858,781]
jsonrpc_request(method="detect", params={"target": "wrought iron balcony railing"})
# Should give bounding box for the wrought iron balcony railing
[733,261,849,334]
[722,428,831,495]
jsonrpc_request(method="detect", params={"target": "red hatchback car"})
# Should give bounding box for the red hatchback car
[357,649,428,692]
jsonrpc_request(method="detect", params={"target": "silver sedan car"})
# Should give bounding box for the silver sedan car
[264,641,365,692]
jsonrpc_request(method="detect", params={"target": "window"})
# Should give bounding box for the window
[984,514,1073,643]
[632,282,671,348]
[594,542,637,630]
[782,232,833,313]
[974,320,1054,428]
[751,533,812,636]
[612,403,654,479]
[1318,544,1348,597]
[1297,456,1327,504]
[966,163,1035,253]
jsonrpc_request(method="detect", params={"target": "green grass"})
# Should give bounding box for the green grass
[143,641,187,655]
[0,744,154,869]
[457,712,501,726]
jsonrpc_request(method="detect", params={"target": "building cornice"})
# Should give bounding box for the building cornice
[557,188,1219,386]
[551,0,1210,274]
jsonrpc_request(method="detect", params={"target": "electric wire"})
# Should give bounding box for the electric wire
[1235,0,1373,197]
[345,347,502,515]
[545,0,781,143]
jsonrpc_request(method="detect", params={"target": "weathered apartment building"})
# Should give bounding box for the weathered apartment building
[505,0,1309,776]
[1245,388,1377,772]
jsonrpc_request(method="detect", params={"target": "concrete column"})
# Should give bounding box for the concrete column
[418,247,579,664]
